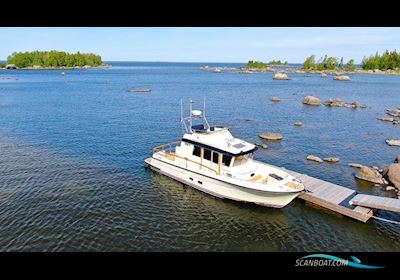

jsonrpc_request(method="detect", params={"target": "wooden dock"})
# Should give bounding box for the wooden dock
[350,194,400,213]
[284,168,400,223]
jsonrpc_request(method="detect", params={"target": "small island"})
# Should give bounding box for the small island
[302,55,356,71]
[299,50,400,75]
[246,59,288,69]
[0,50,110,70]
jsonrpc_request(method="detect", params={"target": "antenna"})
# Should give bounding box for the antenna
[189,99,193,130]
[180,99,183,122]
[203,97,206,118]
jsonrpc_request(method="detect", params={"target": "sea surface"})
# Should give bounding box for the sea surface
[0,61,399,251]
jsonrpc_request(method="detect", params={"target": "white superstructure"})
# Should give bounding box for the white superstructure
[145,99,305,208]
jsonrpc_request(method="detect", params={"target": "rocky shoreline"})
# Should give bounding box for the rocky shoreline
[1,63,111,70]
[199,64,400,76]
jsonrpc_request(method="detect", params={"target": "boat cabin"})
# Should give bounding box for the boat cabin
[177,126,257,175]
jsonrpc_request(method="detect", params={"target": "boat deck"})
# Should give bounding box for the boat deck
[284,168,400,222]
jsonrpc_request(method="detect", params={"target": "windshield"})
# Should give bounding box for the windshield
[233,153,253,167]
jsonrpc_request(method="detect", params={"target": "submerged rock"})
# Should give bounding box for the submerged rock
[349,163,364,168]
[386,139,400,146]
[386,109,400,117]
[259,132,283,141]
[378,117,395,122]
[271,96,281,102]
[360,104,367,109]
[128,88,151,93]
[272,72,290,80]
[323,157,340,163]
[307,155,323,163]
[294,121,302,127]
[303,96,321,106]
[324,98,345,107]
[333,75,351,81]
[355,166,387,185]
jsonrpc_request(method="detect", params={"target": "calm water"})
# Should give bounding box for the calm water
[0,62,399,251]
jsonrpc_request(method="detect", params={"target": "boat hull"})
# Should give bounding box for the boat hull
[145,157,300,208]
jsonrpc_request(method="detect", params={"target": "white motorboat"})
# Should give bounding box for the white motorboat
[145,99,305,208]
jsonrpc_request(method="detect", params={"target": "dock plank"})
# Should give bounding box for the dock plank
[298,192,372,222]
[350,194,400,213]
[285,169,371,222]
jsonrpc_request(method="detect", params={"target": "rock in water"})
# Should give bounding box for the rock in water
[386,109,400,117]
[378,117,395,122]
[294,121,302,127]
[272,72,290,80]
[333,75,351,81]
[355,166,386,185]
[323,157,340,163]
[271,96,281,102]
[307,155,323,163]
[259,132,283,141]
[5,64,17,69]
[386,164,400,189]
[128,88,151,93]
[324,98,345,107]
[348,163,364,168]
[386,186,396,191]
[321,73,328,78]
[386,139,400,146]
[255,143,268,149]
[395,155,400,163]
[303,96,321,106]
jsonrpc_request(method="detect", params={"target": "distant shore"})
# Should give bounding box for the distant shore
[0,63,111,70]
[200,65,400,76]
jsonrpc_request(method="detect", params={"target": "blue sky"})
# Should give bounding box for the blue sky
[1,27,399,63]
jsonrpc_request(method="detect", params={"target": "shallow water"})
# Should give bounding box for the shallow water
[0,62,399,251]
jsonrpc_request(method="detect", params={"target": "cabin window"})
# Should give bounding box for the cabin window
[203,148,212,161]
[222,155,232,166]
[212,152,219,164]
[233,153,253,166]
[193,146,201,157]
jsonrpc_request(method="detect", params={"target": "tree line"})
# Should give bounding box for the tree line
[6,51,103,68]
[303,55,356,71]
[361,50,400,70]
[247,59,288,68]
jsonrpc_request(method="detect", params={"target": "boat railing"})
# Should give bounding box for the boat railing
[153,141,218,175]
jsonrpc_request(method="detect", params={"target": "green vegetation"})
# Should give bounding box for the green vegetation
[361,50,400,70]
[0,63,5,68]
[6,51,103,68]
[246,60,267,68]
[303,55,356,71]
[345,59,356,71]
[267,60,288,65]
[247,59,288,68]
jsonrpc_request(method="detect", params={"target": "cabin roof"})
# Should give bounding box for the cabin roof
[182,128,257,156]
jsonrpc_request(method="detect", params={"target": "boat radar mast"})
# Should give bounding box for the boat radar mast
[180,98,210,134]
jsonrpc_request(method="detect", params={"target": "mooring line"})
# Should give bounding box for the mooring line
[372,215,400,225]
